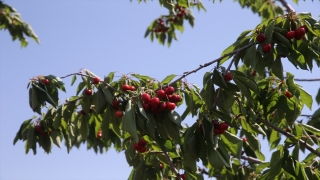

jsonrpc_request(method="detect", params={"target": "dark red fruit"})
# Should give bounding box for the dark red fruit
[219,129,226,134]
[166,102,176,110]
[138,139,147,146]
[157,90,166,99]
[80,110,86,115]
[41,78,50,85]
[150,97,160,107]
[256,33,266,43]
[212,120,219,127]
[180,174,186,180]
[286,127,291,133]
[133,143,140,150]
[263,44,272,53]
[138,146,147,153]
[141,93,151,103]
[92,77,101,84]
[158,102,167,110]
[35,125,42,133]
[97,130,102,139]
[295,27,305,37]
[159,164,163,170]
[115,111,124,118]
[285,90,293,98]
[224,72,233,81]
[112,100,120,109]
[171,94,181,102]
[213,128,219,135]
[128,86,136,91]
[286,31,295,39]
[242,137,247,142]
[251,70,257,76]
[84,89,92,96]
[121,84,129,91]
[219,122,229,131]
[165,86,175,95]
[300,25,308,33]
[142,103,150,111]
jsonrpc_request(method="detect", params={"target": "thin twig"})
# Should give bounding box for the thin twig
[257,118,320,157]
[278,0,295,12]
[294,78,320,82]
[241,155,264,164]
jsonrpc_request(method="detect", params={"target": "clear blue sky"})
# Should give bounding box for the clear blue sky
[0,1,319,180]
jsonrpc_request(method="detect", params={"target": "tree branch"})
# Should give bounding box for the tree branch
[294,78,320,82]
[241,155,264,164]
[278,0,295,12]
[257,118,320,157]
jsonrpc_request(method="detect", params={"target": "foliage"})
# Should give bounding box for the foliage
[9,0,320,179]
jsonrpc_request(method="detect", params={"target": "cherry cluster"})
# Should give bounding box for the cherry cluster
[256,33,273,53]
[141,86,181,114]
[212,120,229,135]
[35,124,51,137]
[154,18,170,33]
[285,25,308,40]
[112,99,124,118]
[133,139,147,153]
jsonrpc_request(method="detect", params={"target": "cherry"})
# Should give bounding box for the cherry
[112,100,120,109]
[241,151,245,155]
[141,93,151,103]
[84,89,92,96]
[213,128,220,135]
[97,130,102,139]
[158,102,167,110]
[121,84,129,91]
[159,163,163,170]
[157,90,166,99]
[80,110,86,115]
[142,103,150,111]
[150,97,160,107]
[219,122,229,131]
[242,137,247,142]
[166,102,176,110]
[115,111,124,118]
[92,77,101,84]
[138,146,147,153]
[133,143,140,150]
[295,27,305,38]
[219,129,226,134]
[128,86,136,91]
[271,112,275,117]
[35,125,42,133]
[286,31,295,39]
[224,72,233,81]
[285,90,293,98]
[171,94,181,102]
[165,86,175,95]
[212,120,219,127]
[138,139,147,146]
[151,106,162,114]
[263,44,272,53]
[300,25,308,33]
[256,33,266,43]
[180,174,186,180]
[41,78,50,85]
[251,70,257,76]
[286,127,291,133]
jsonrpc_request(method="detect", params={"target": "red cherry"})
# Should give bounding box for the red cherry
[41,78,50,85]
[138,139,147,146]
[271,112,275,117]
[157,90,166,99]
[300,25,308,33]
[151,106,162,114]
[80,110,86,115]
[286,127,291,133]
[35,125,42,133]
[97,130,102,139]
[112,100,120,109]
[133,143,140,150]
[224,72,233,81]
[84,89,92,96]
[295,27,305,38]
[171,94,181,103]
[212,119,219,126]
[158,102,167,110]
[141,93,151,103]
[150,97,160,107]
[115,111,124,118]
[263,44,272,53]
[159,164,163,170]
[242,137,247,142]
[219,129,226,134]
[128,86,136,91]
[213,128,219,135]
[138,146,147,153]
[92,77,101,84]
[165,86,175,95]
[219,122,229,131]
[166,102,176,110]
[180,174,186,180]
[285,90,293,98]
[256,33,266,43]
[121,84,129,91]
[142,103,150,111]
[286,31,295,39]
[251,70,257,76]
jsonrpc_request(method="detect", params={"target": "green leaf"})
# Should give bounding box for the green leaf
[71,75,77,86]
[243,43,257,68]
[160,74,176,85]
[273,32,292,49]
[167,110,182,125]
[80,115,89,139]
[297,86,313,110]
[265,20,275,44]
[51,130,61,148]
[233,78,252,104]
[47,75,66,92]
[271,57,284,80]
[208,149,230,169]
[100,84,113,105]
[94,88,108,114]
[300,123,320,136]
[123,100,139,143]
[316,88,320,105]
[52,107,62,129]
[76,81,86,95]
[104,72,114,83]
[232,71,258,94]
[221,131,243,157]
[269,157,283,180]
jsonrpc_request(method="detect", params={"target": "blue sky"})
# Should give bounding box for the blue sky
[0,1,319,180]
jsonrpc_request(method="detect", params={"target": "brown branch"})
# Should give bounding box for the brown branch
[278,0,295,12]
[294,78,320,82]
[257,118,320,157]
[241,155,264,164]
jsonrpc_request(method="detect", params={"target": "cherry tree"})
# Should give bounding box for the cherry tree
[2,0,320,179]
